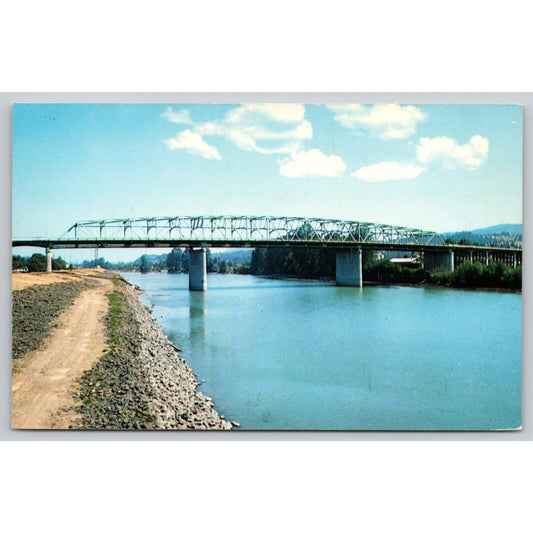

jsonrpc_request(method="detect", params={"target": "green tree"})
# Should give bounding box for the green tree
[182,249,190,272]
[12,255,27,271]
[206,248,214,272]
[250,248,267,274]
[431,261,521,290]
[167,248,184,272]
[140,255,150,273]
[249,246,336,279]
[363,258,424,284]
[52,257,68,270]
[27,253,47,272]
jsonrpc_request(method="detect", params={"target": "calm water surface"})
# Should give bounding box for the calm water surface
[121,272,521,430]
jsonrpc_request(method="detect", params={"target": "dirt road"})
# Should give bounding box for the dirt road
[12,275,112,429]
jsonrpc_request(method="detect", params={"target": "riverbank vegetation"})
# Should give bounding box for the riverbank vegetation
[248,247,337,279]
[247,250,521,291]
[364,259,521,290]
[430,261,522,290]
[247,248,425,283]
[363,259,425,284]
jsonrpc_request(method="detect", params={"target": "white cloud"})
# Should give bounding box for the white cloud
[416,135,489,169]
[164,129,221,160]
[351,161,426,182]
[161,106,192,124]
[327,103,426,139]
[279,149,346,178]
[226,103,306,123]
[196,103,312,154]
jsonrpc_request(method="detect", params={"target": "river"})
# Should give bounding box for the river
[120,272,522,431]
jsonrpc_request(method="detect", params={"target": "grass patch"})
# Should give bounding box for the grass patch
[110,272,126,286]
[105,292,124,347]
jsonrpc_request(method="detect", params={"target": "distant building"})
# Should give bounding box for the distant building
[390,257,422,269]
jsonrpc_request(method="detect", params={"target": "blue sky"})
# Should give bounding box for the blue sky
[12,103,522,262]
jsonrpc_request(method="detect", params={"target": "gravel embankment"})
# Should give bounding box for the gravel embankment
[74,277,232,430]
[11,279,98,359]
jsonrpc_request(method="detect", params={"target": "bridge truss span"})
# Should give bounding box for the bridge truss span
[13,215,522,287]
[56,215,448,248]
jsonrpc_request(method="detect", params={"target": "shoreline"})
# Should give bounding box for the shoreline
[74,274,233,430]
[11,270,233,430]
[126,278,234,429]
[253,273,521,293]
[113,269,521,293]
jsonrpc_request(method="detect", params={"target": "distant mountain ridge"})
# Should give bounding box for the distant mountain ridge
[470,224,522,235]
[441,223,522,248]
[211,249,253,263]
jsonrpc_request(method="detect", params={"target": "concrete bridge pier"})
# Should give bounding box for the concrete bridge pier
[424,250,454,273]
[46,248,52,273]
[189,248,207,291]
[336,249,362,287]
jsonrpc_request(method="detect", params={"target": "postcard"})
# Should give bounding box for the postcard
[11,102,522,430]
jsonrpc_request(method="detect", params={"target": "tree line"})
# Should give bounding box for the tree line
[166,248,241,274]
[11,249,247,274]
[248,247,336,278]
[12,254,69,272]
[13,247,521,290]
[146,248,242,274]
[247,246,381,279]
[431,261,522,290]
[247,249,521,290]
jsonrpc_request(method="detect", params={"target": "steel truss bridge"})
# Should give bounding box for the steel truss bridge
[14,215,454,251]
[13,216,521,287]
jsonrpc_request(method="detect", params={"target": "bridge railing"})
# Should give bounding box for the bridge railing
[58,216,448,247]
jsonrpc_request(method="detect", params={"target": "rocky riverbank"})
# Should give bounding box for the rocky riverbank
[74,275,232,430]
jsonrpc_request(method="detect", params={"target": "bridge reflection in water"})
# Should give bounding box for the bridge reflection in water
[12,216,522,290]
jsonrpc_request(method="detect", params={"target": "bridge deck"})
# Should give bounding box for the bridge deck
[11,237,522,255]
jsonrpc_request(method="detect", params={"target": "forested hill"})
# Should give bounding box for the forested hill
[441,224,522,247]
[471,224,522,235]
